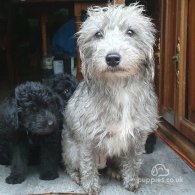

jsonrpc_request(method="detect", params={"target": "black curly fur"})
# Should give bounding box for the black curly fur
[44,73,78,103]
[0,74,78,184]
[145,132,157,154]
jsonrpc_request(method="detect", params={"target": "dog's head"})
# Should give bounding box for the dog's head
[8,82,63,135]
[45,74,78,103]
[77,4,156,82]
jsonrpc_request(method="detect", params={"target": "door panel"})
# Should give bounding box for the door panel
[186,0,195,123]
[178,0,195,144]
[160,0,178,125]
[159,0,195,144]
[158,0,195,169]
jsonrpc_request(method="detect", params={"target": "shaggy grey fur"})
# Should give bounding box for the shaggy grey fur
[61,4,158,195]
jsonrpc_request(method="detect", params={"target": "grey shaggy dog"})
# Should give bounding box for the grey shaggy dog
[62,4,158,194]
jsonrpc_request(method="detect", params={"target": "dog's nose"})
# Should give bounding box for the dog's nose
[48,121,54,126]
[106,53,121,67]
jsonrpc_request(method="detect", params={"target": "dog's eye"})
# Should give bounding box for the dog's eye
[94,31,104,39]
[64,89,69,94]
[127,29,135,37]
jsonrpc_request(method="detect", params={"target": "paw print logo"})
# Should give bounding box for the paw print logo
[151,164,169,177]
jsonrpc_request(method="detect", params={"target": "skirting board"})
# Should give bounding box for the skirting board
[156,119,195,171]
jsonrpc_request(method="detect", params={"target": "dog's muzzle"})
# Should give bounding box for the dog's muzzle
[106,53,121,67]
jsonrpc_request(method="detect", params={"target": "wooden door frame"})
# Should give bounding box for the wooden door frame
[157,0,195,170]
[177,0,195,144]
[159,0,179,125]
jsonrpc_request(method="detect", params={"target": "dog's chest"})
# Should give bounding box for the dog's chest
[101,89,132,128]
[96,89,130,119]
[105,123,122,138]
[94,90,134,156]
[25,132,40,146]
[114,88,129,107]
[95,122,134,168]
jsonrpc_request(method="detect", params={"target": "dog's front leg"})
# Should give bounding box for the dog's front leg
[121,150,142,192]
[6,141,28,184]
[39,133,59,180]
[121,136,147,192]
[80,143,101,195]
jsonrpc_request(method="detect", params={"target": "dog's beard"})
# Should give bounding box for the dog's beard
[24,123,57,135]
[21,112,58,135]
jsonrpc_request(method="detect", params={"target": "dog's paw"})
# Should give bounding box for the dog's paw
[123,177,139,192]
[104,168,122,181]
[6,174,25,184]
[39,171,58,180]
[81,176,101,195]
[88,187,101,195]
[69,171,80,185]
[111,170,122,181]
[145,144,155,154]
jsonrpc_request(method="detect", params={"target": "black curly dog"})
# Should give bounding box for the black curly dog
[0,74,78,184]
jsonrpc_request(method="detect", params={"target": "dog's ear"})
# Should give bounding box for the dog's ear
[55,94,65,111]
[146,48,155,81]
[0,97,19,129]
[144,22,156,81]
[78,48,91,83]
